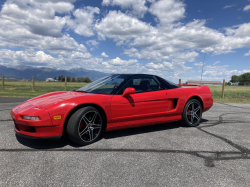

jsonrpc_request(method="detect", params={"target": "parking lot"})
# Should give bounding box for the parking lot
[0,97,250,186]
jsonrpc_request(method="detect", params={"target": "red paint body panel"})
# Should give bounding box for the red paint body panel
[11,85,213,138]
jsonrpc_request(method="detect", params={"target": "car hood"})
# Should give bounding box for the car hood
[16,91,95,110]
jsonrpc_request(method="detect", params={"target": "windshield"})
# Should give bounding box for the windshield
[76,74,130,94]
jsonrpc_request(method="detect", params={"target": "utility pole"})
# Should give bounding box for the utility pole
[200,53,206,84]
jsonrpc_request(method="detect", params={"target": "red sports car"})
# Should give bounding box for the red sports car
[11,74,213,145]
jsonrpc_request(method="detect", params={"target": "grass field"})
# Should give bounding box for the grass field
[0,81,250,103]
[0,81,88,97]
[209,86,250,103]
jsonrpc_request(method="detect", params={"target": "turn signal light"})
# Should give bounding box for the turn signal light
[53,115,62,120]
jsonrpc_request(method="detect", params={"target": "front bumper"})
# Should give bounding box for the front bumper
[11,107,63,138]
[16,131,61,140]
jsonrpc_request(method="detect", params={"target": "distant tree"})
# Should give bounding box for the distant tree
[230,73,250,85]
[240,72,250,85]
[60,75,64,82]
[226,82,231,86]
[84,77,92,83]
[54,77,57,80]
[230,75,239,83]
[58,76,61,81]
[72,76,75,82]
[67,76,71,82]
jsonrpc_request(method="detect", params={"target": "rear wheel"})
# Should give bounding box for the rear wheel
[181,99,202,127]
[66,106,103,145]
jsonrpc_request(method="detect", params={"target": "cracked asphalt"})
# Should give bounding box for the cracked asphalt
[0,97,250,186]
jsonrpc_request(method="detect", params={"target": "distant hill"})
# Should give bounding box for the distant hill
[0,65,108,81]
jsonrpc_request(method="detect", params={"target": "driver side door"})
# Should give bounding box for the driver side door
[111,75,172,128]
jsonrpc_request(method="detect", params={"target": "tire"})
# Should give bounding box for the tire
[66,106,103,145]
[181,99,202,127]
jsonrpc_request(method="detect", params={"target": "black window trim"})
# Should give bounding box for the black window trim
[154,76,180,89]
[115,74,166,95]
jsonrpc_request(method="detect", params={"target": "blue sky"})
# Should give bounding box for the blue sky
[0,0,249,82]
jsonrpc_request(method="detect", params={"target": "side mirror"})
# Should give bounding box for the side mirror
[122,87,136,97]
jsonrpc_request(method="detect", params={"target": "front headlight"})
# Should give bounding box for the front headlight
[22,116,40,121]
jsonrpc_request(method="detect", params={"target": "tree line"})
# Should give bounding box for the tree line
[55,75,92,83]
[229,72,250,85]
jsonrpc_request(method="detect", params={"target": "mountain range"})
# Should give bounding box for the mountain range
[0,65,108,81]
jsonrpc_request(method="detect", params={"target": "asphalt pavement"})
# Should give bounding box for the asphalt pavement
[0,97,250,186]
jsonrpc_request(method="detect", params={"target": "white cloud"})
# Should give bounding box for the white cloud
[67,6,100,37]
[0,1,103,70]
[0,49,59,66]
[244,50,250,56]
[146,62,165,70]
[149,0,185,26]
[194,62,204,67]
[95,5,250,68]
[102,0,147,18]
[201,47,214,53]
[172,51,199,62]
[86,40,99,47]
[102,0,111,6]
[147,0,155,2]
[203,65,232,77]
[101,52,109,58]
[145,60,193,77]
[95,11,152,41]
[225,22,250,37]
[108,57,138,66]
[213,61,220,65]
[0,48,105,71]
[223,5,235,9]
[243,4,250,12]
[1,1,70,37]
[124,19,224,61]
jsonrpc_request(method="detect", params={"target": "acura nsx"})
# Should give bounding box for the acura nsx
[11,74,213,145]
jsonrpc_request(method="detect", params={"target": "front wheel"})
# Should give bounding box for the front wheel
[66,106,103,145]
[181,99,202,127]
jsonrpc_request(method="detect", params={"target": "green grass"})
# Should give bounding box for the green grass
[0,81,88,97]
[209,86,250,104]
[0,81,250,103]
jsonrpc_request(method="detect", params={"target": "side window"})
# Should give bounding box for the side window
[155,76,180,89]
[121,75,163,93]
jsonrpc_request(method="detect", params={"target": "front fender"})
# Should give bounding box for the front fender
[45,95,113,127]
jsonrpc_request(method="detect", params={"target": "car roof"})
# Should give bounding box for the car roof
[109,73,157,77]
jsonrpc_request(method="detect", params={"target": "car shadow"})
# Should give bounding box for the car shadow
[16,119,209,149]
[104,118,208,139]
[15,133,82,149]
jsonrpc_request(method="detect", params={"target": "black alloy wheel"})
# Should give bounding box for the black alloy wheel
[182,99,202,127]
[67,106,103,145]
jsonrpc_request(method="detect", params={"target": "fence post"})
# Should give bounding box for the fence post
[65,77,67,91]
[32,76,35,92]
[179,79,181,85]
[222,79,225,98]
[2,75,4,90]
